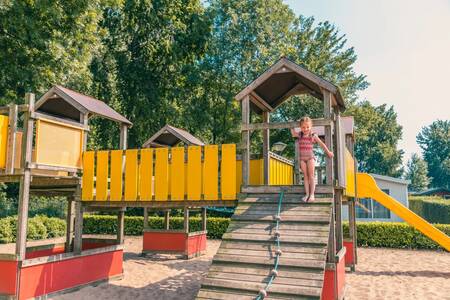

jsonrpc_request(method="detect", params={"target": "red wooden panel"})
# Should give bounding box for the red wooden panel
[143,231,187,252]
[0,260,18,296]
[25,246,66,259]
[187,233,207,256]
[18,250,123,300]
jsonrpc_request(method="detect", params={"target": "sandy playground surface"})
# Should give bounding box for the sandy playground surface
[11,236,449,300]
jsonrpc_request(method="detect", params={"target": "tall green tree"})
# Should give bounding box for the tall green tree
[91,0,210,148]
[417,120,450,189]
[405,153,430,192]
[345,101,404,177]
[0,0,106,103]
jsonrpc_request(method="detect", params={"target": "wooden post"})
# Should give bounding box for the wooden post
[334,189,344,252]
[322,90,334,185]
[15,93,34,260]
[334,111,345,187]
[348,197,357,271]
[164,210,170,230]
[65,197,75,252]
[117,208,125,244]
[184,208,189,234]
[262,111,270,185]
[201,207,207,232]
[294,138,300,184]
[143,207,149,228]
[241,95,250,186]
[6,104,18,174]
[73,198,83,254]
[120,124,128,150]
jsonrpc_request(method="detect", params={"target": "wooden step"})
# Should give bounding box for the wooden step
[231,214,331,223]
[219,241,327,255]
[239,197,333,204]
[209,264,325,280]
[197,288,319,300]
[225,228,329,238]
[227,222,330,232]
[212,254,325,269]
[216,248,326,260]
[241,185,333,194]
[222,232,329,244]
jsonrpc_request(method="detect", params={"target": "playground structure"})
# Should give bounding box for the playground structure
[0,58,448,300]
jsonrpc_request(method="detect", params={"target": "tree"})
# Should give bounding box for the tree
[0,0,106,103]
[405,153,430,192]
[417,120,450,189]
[345,101,404,177]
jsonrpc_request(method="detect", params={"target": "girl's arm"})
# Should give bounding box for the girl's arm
[313,134,334,158]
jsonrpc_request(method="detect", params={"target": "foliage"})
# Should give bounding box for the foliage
[405,153,430,192]
[343,221,450,250]
[417,120,450,189]
[409,196,450,224]
[0,215,66,243]
[344,101,404,177]
[0,0,107,104]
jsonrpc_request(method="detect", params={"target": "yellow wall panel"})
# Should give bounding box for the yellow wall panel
[139,149,153,201]
[155,148,169,200]
[95,151,109,201]
[221,144,236,200]
[187,146,202,200]
[203,145,218,200]
[124,149,138,200]
[81,151,94,200]
[170,147,185,201]
[110,150,123,201]
[344,148,356,197]
[35,118,83,168]
[0,115,8,168]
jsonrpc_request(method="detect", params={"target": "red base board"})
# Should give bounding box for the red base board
[322,254,346,300]
[343,240,355,266]
[143,230,206,258]
[0,260,18,296]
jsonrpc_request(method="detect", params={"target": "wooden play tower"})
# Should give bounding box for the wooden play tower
[197,57,358,300]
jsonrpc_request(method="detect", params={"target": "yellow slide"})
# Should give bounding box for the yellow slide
[356,173,450,252]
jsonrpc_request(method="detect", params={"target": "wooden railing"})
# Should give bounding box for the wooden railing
[81,144,236,201]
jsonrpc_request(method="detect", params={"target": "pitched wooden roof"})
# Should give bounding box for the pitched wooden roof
[142,124,205,148]
[235,57,346,113]
[35,85,132,125]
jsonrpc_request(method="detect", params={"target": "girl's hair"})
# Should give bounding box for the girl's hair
[299,116,312,125]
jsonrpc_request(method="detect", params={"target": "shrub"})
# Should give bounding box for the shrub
[344,221,450,250]
[409,196,450,224]
[27,217,48,240]
[0,216,14,243]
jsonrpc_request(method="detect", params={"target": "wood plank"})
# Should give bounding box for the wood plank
[221,233,328,245]
[225,228,329,238]
[154,148,169,200]
[95,151,109,201]
[231,215,330,223]
[216,248,325,260]
[221,144,236,200]
[241,185,334,194]
[110,150,123,201]
[201,278,322,298]
[139,148,153,201]
[241,119,331,131]
[124,149,138,200]
[170,147,185,201]
[241,96,250,185]
[208,264,324,280]
[207,272,323,288]
[234,205,330,212]
[227,222,329,232]
[203,145,218,200]
[187,145,202,200]
[219,241,326,254]
[239,197,333,204]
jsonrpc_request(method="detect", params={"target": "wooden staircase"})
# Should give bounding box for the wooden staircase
[197,189,333,299]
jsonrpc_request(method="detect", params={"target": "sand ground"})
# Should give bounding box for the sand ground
[3,236,448,300]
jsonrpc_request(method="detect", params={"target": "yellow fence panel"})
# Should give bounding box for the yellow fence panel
[170,147,185,201]
[0,115,8,168]
[96,151,109,201]
[124,149,138,200]
[35,118,83,168]
[139,149,153,201]
[155,148,169,200]
[344,148,356,197]
[110,150,123,201]
[203,145,218,200]
[81,151,95,200]
[187,146,202,200]
[221,144,236,200]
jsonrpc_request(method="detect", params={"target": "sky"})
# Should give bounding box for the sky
[284,0,450,164]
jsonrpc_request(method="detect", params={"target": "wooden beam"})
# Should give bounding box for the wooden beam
[65,197,75,253]
[0,104,28,114]
[201,207,207,231]
[323,90,334,185]
[5,104,18,174]
[241,95,250,186]
[117,209,125,244]
[15,93,35,260]
[250,92,273,112]
[262,111,270,185]
[31,112,89,130]
[81,200,238,209]
[119,124,128,150]
[28,163,80,173]
[73,186,83,254]
[143,207,149,228]
[164,210,170,230]
[184,208,189,234]
[241,118,332,131]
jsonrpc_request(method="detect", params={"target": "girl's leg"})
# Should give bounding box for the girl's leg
[307,159,316,201]
[300,160,309,201]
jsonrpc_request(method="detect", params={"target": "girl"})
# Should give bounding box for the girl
[291,117,333,202]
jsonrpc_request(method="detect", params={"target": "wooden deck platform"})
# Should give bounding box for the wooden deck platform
[196,192,332,299]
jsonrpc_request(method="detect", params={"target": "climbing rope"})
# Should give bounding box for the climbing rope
[256,191,284,300]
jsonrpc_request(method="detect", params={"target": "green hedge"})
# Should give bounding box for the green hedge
[1,215,449,251]
[83,215,229,239]
[344,222,450,250]
[409,197,450,224]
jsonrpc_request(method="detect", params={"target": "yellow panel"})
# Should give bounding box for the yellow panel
[221,144,236,200]
[344,148,356,197]
[124,149,138,200]
[35,118,83,168]
[110,150,123,201]
[155,148,169,201]
[170,147,185,201]
[203,145,218,200]
[187,146,202,200]
[139,149,153,201]
[0,115,8,168]
[81,151,95,200]
[95,151,109,201]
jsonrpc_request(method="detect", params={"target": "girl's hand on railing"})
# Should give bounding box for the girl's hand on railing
[327,151,334,158]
